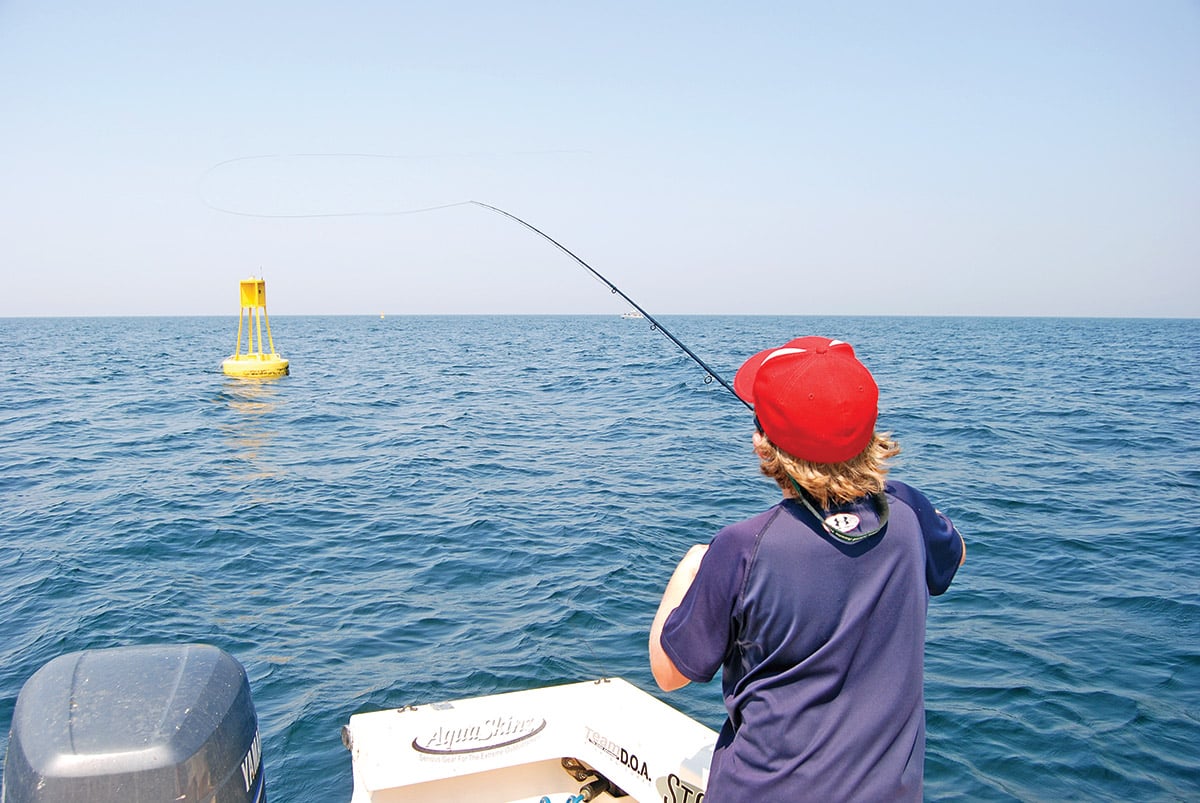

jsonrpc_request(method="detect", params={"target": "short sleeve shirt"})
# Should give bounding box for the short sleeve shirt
[660,481,962,802]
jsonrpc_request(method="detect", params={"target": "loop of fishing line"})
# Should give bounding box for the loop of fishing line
[199,155,751,407]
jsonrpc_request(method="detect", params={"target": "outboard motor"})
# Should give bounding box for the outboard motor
[3,644,264,802]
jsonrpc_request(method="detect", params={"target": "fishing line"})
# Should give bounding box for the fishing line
[200,156,751,407]
[466,201,748,407]
[202,157,745,696]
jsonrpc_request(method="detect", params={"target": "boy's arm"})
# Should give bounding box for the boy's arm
[649,544,709,691]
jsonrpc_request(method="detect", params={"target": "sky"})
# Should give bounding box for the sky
[1,1,1197,318]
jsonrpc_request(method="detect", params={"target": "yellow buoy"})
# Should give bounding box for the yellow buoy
[221,278,290,378]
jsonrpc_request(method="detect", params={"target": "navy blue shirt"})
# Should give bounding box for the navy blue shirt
[660,481,962,802]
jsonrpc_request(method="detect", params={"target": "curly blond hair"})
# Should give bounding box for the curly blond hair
[755,430,901,508]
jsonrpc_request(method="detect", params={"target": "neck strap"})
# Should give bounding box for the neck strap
[789,478,890,544]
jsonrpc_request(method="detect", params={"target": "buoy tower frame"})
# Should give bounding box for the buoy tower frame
[221,278,290,378]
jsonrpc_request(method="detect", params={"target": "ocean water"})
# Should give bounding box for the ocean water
[1,314,1197,802]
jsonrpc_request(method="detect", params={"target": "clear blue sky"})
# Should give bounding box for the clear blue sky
[1,1,1197,317]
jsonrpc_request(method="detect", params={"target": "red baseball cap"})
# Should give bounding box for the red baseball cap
[734,336,879,464]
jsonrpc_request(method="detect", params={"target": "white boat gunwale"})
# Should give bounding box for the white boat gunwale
[343,676,715,803]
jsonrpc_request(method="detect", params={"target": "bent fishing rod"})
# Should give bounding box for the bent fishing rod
[199,161,746,406]
[467,201,751,410]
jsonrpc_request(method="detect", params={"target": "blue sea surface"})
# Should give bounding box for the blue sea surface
[1,315,1197,801]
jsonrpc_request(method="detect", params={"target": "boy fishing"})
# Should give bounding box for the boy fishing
[650,336,965,801]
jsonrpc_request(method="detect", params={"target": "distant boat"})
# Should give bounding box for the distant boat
[621,310,644,319]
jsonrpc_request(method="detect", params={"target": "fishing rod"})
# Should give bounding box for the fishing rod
[199,157,746,405]
[468,201,751,410]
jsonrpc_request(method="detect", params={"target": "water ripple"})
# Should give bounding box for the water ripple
[1,315,1198,801]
